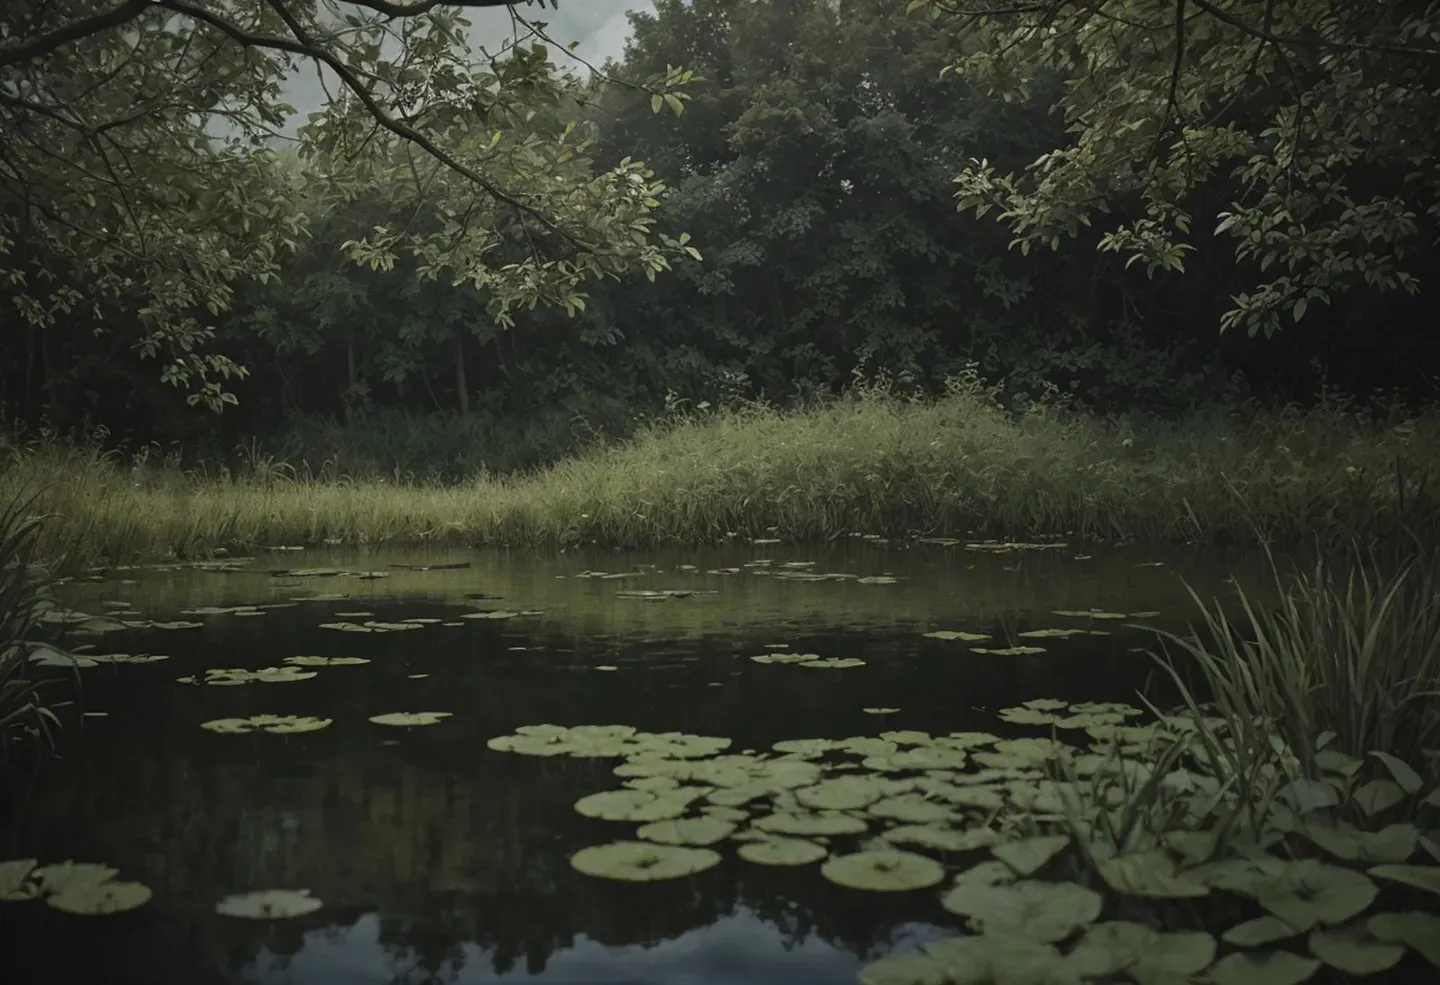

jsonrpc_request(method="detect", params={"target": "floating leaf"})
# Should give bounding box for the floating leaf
[0,859,39,900]
[46,880,152,915]
[283,656,370,667]
[570,842,719,881]
[1368,863,1440,896]
[33,862,119,895]
[1368,910,1440,967]
[1224,915,1303,946]
[635,817,735,847]
[799,657,866,669]
[1308,923,1405,974]
[575,789,694,823]
[922,630,990,642]
[883,824,1000,853]
[868,795,958,825]
[201,715,332,735]
[863,707,901,715]
[1067,921,1216,980]
[737,838,829,867]
[1098,850,1210,899]
[992,835,1070,877]
[216,889,323,919]
[941,878,1102,942]
[367,711,452,727]
[1206,951,1321,985]
[821,850,945,892]
[754,810,869,837]
[971,645,1048,656]
[1299,819,1417,864]
[1257,860,1378,930]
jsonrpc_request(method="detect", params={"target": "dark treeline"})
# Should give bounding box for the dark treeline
[3,0,1437,476]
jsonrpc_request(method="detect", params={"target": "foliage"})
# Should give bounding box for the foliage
[0,488,62,760]
[3,380,1438,565]
[920,0,1440,338]
[0,0,696,407]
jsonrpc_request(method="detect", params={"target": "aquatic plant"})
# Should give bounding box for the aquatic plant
[0,490,63,760]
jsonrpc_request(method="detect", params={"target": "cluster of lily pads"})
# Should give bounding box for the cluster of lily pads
[484,703,1440,985]
[0,860,326,920]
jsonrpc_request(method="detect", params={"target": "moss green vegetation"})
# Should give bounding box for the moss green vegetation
[0,491,63,761]
[2,384,1437,568]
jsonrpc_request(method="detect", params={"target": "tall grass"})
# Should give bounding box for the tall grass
[1139,542,1440,846]
[2,377,1438,566]
[0,490,63,761]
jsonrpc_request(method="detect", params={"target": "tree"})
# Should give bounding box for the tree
[0,0,696,409]
[917,0,1440,338]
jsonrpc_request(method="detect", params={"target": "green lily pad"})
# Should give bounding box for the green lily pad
[940,878,1103,942]
[750,651,820,665]
[1224,915,1303,946]
[1308,923,1405,974]
[922,630,990,642]
[857,576,898,585]
[1051,609,1128,620]
[883,824,999,853]
[0,859,39,900]
[1300,819,1418,863]
[795,777,894,811]
[821,850,945,892]
[47,880,152,915]
[1067,921,1216,980]
[868,795,959,825]
[33,862,119,895]
[799,657,866,669]
[919,936,1077,985]
[635,817,735,847]
[863,707,900,714]
[737,838,829,867]
[1258,860,1378,930]
[216,889,323,919]
[971,646,1048,656]
[201,715,332,734]
[575,789,694,823]
[570,841,720,881]
[283,656,370,667]
[1098,850,1211,899]
[1368,863,1440,896]
[992,835,1071,877]
[1368,910,1440,967]
[754,810,870,837]
[1206,951,1321,985]
[1017,628,1103,639]
[88,653,169,664]
[368,711,452,727]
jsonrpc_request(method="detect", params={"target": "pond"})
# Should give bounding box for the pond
[4,540,1288,984]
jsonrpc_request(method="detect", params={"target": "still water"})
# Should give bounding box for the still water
[2,541,1261,985]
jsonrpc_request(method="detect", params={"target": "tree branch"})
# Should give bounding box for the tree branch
[0,0,152,69]
[145,0,586,250]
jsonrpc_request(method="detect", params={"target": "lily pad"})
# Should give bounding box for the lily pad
[883,824,1000,853]
[971,646,1048,656]
[33,862,119,895]
[992,835,1071,877]
[283,656,370,667]
[821,850,945,892]
[737,838,829,866]
[1067,921,1216,980]
[1368,910,1440,967]
[216,888,323,919]
[46,880,152,915]
[1224,915,1303,946]
[799,657,866,669]
[862,707,901,715]
[1307,923,1405,974]
[0,859,39,900]
[635,817,735,846]
[201,715,332,735]
[570,842,720,881]
[1258,860,1378,930]
[368,711,452,727]
[754,810,869,837]
[1368,863,1440,896]
[575,789,694,823]
[940,878,1103,942]
[1206,951,1321,985]
[922,630,990,642]
[1098,850,1211,899]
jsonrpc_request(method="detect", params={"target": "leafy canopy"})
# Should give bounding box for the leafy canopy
[0,0,697,409]
[914,0,1440,337]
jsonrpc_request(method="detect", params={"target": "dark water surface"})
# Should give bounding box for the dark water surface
[3,542,1266,985]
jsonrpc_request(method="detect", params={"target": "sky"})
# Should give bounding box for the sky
[279,0,656,130]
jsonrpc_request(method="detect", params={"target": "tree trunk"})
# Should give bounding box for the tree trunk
[454,334,470,415]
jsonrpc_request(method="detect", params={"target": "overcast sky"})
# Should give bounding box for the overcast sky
[280,1,656,130]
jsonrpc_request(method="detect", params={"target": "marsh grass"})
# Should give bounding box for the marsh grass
[2,376,1439,565]
[0,489,63,760]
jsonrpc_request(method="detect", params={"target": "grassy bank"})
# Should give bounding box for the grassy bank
[3,381,1438,566]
